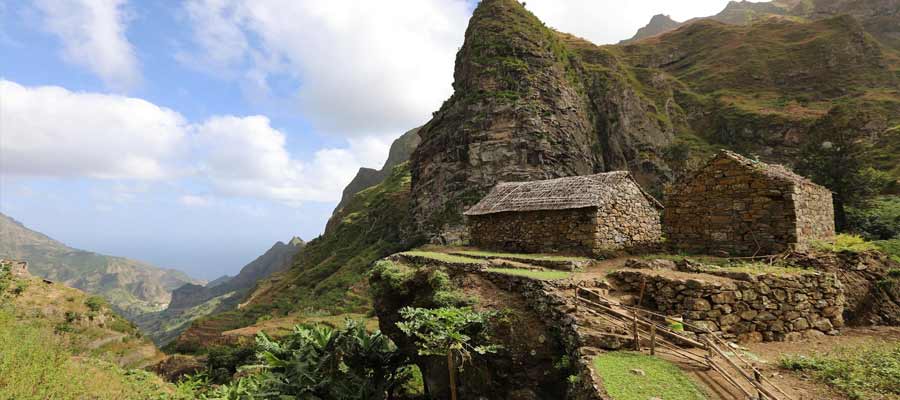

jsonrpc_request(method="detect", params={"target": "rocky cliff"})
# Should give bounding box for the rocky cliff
[326,127,421,233]
[411,0,675,241]
[411,0,899,241]
[619,14,681,44]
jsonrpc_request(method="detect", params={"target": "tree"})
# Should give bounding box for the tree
[397,307,500,400]
[798,129,891,230]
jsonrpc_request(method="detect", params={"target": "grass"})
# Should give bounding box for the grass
[592,352,707,400]
[813,234,879,253]
[485,268,572,280]
[450,249,591,263]
[0,307,177,399]
[400,250,487,265]
[706,262,813,276]
[780,343,900,400]
[873,239,900,263]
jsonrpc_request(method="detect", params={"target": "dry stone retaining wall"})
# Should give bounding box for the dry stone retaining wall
[609,269,845,342]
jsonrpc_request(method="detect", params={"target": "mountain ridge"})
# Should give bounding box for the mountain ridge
[0,212,201,318]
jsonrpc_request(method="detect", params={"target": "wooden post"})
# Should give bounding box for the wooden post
[448,352,458,400]
[638,276,647,307]
[632,314,640,351]
[755,369,765,400]
[574,287,579,313]
[650,323,656,355]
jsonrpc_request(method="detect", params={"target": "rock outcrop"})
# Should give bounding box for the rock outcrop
[619,14,681,44]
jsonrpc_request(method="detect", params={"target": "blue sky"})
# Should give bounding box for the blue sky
[0,0,751,280]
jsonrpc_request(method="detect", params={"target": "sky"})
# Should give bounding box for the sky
[0,0,759,280]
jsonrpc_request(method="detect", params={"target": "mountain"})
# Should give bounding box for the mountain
[170,0,899,348]
[411,0,899,241]
[0,259,174,398]
[326,127,421,233]
[0,212,201,318]
[135,237,305,345]
[625,0,900,50]
[171,131,422,351]
[619,14,682,44]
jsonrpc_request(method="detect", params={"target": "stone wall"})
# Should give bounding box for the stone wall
[609,268,845,342]
[593,182,663,251]
[792,181,836,250]
[477,270,608,400]
[468,197,662,256]
[664,154,834,256]
[468,208,598,256]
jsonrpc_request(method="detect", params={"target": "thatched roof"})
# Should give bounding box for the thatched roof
[464,171,662,216]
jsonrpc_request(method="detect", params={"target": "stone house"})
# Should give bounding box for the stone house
[664,150,835,256]
[464,172,663,256]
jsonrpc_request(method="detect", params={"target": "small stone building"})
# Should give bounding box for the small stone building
[464,172,663,255]
[665,151,835,256]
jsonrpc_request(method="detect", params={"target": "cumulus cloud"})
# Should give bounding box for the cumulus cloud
[33,0,140,91]
[180,0,471,137]
[0,80,370,206]
[192,115,360,205]
[524,0,762,45]
[0,80,186,180]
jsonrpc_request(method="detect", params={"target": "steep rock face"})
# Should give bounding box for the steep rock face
[412,0,673,240]
[327,127,421,233]
[619,14,681,44]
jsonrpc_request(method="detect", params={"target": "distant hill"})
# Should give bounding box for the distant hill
[0,212,202,318]
[619,14,682,44]
[0,259,174,398]
[136,237,305,345]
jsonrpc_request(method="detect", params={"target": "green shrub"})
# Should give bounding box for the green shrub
[85,296,105,312]
[846,196,900,240]
[813,234,878,253]
[780,343,900,399]
[205,345,257,384]
[874,239,900,263]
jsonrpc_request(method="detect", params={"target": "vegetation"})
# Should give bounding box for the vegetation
[398,307,501,400]
[400,250,487,265]
[0,308,176,399]
[847,196,900,240]
[874,239,900,263]
[780,343,900,400]
[485,267,573,280]
[182,320,417,400]
[813,234,879,253]
[592,352,707,400]
[450,249,591,263]
[702,262,812,276]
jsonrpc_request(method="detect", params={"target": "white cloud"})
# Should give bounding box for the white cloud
[33,0,140,91]
[524,0,765,45]
[180,195,212,207]
[0,80,371,206]
[193,115,361,205]
[0,80,186,180]
[180,0,470,137]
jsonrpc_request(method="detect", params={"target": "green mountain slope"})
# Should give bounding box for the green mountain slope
[0,212,202,318]
[172,162,419,351]
[0,260,176,399]
[135,238,305,345]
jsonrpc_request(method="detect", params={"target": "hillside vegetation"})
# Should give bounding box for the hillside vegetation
[0,260,179,399]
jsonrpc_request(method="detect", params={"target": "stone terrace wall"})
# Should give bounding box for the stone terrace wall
[468,208,598,256]
[609,269,845,342]
[664,156,799,256]
[792,182,835,250]
[594,183,662,251]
